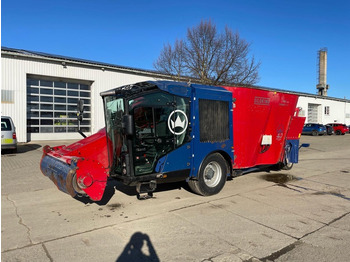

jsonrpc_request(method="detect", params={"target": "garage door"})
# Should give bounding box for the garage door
[27,77,91,140]
[307,103,319,123]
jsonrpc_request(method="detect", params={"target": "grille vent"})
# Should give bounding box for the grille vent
[199,99,229,142]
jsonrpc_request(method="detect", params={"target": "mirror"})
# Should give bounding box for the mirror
[123,114,134,136]
[78,99,84,113]
[76,99,86,138]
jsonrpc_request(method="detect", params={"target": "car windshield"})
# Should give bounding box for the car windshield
[1,118,12,131]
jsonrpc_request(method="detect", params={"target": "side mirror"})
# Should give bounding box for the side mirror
[78,99,84,114]
[123,115,134,136]
[77,99,86,138]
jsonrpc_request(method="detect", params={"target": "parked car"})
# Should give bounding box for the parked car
[302,123,327,136]
[1,116,17,152]
[326,123,349,135]
[325,124,334,135]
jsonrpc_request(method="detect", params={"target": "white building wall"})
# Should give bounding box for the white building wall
[1,55,157,142]
[297,96,350,125]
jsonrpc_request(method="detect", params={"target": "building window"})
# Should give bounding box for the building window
[27,77,91,133]
[324,106,330,115]
[1,90,14,103]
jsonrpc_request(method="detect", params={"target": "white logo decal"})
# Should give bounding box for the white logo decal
[168,110,188,135]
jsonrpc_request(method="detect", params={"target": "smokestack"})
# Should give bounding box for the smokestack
[317,48,329,96]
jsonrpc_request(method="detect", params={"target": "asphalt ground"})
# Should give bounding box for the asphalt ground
[1,134,350,262]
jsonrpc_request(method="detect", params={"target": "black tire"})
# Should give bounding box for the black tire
[311,130,318,136]
[188,153,227,196]
[335,130,341,135]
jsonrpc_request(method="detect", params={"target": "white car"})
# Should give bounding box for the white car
[1,116,17,152]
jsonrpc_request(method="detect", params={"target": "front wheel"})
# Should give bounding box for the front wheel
[188,153,227,196]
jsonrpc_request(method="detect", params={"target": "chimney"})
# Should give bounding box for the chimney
[317,48,329,96]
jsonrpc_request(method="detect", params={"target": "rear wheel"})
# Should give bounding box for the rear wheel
[312,130,318,136]
[335,130,341,135]
[188,153,227,196]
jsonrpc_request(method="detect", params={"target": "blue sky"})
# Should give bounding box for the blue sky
[2,0,350,99]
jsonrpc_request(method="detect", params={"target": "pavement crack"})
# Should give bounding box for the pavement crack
[208,202,299,241]
[7,195,33,245]
[260,240,301,261]
[327,211,350,226]
[42,243,54,262]
[169,202,207,212]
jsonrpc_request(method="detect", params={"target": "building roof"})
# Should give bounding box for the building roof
[1,46,171,79]
[2,46,349,103]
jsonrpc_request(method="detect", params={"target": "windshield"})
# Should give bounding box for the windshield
[104,96,126,175]
[129,91,190,175]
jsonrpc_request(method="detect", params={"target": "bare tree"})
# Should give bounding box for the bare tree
[154,20,260,86]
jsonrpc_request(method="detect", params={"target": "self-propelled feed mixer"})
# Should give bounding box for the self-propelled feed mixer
[40,81,306,201]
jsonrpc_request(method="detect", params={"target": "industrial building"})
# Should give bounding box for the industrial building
[1,47,350,142]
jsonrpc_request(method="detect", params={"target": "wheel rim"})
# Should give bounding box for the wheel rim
[203,161,222,187]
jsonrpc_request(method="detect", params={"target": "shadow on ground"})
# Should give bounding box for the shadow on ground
[74,179,191,205]
[1,144,42,155]
[116,232,160,262]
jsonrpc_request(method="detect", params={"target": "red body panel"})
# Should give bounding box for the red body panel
[287,115,306,140]
[41,128,110,201]
[223,86,303,169]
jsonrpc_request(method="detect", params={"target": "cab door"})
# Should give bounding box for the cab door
[129,91,191,176]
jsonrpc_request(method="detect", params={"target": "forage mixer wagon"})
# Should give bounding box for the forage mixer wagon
[40,81,306,201]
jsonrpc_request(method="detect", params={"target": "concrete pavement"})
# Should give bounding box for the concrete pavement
[1,135,350,261]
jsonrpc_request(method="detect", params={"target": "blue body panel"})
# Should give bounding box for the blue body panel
[285,139,300,163]
[153,82,234,178]
[190,84,234,177]
[155,142,192,173]
[153,81,192,98]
